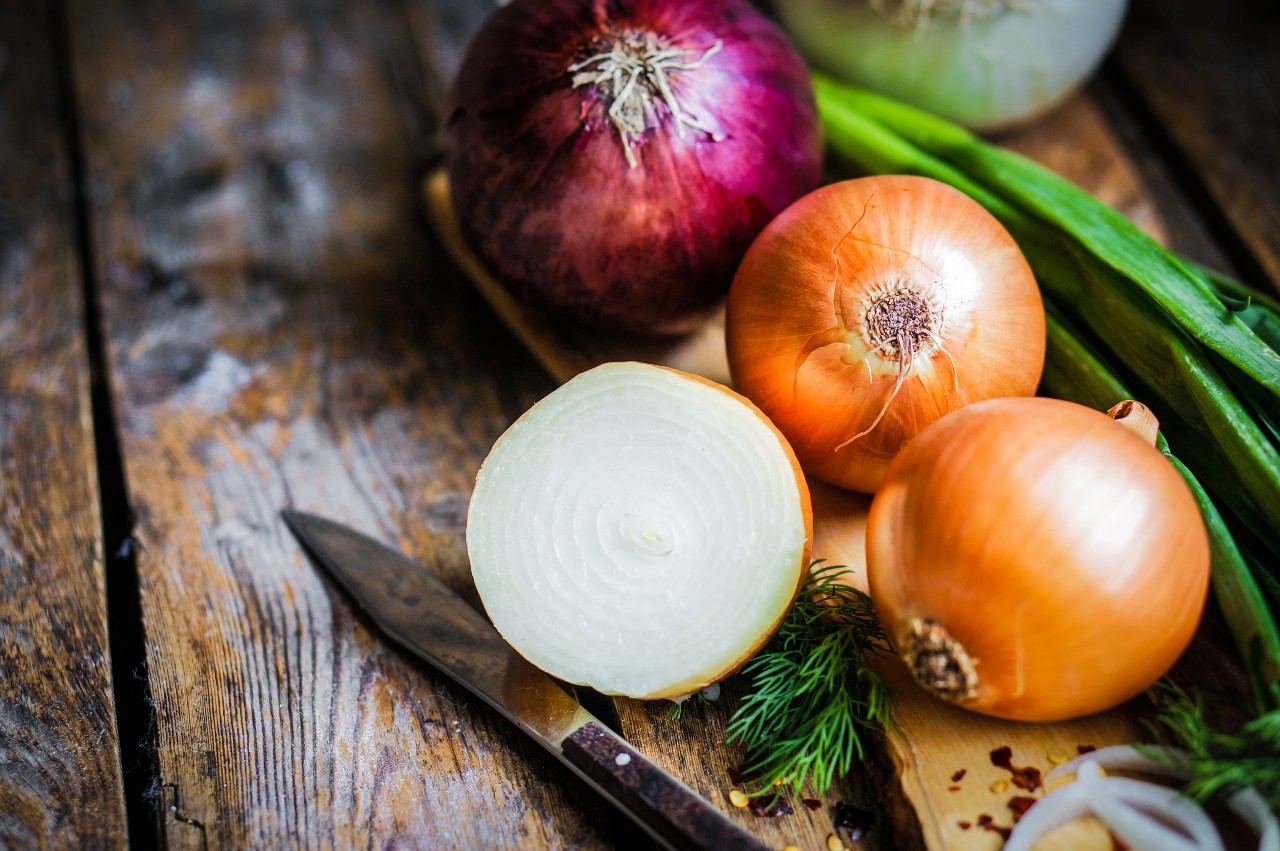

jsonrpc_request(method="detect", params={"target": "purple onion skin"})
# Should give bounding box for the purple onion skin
[446,0,823,333]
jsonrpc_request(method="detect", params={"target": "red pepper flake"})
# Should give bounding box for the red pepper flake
[1078,744,1098,755]
[957,821,972,831]
[975,813,1012,840]
[802,798,822,811]
[1007,796,1038,822]
[990,745,1043,792]
[950,768,967,783]
[947,785,961,792]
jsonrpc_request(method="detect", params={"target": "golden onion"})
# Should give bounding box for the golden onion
[867,396,1210,722]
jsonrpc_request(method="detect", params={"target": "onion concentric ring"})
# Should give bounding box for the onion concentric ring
[467,362,812,699]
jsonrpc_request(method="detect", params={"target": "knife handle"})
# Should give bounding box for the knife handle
[562,721,769,851]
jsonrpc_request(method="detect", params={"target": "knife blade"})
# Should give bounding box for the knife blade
[280,508,768,851]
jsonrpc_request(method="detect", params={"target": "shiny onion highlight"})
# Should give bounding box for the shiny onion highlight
[467,363,812,700]
[726,175,1044,492]
[867,397,1211,722]
[446,0,823,332]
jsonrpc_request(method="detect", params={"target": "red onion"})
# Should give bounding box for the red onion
[446,0,823,332]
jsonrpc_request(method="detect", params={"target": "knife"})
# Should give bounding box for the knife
[280,509,770,851]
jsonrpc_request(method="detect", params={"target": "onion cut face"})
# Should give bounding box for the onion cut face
[726,175,1045,492]
[446,0,823,332]
[867,397,1210,721]
[467,362,812,700]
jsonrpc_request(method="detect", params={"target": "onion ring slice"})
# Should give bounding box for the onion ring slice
[1011,746,1279,851]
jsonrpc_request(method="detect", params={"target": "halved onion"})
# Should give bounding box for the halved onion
[467,362,812,699]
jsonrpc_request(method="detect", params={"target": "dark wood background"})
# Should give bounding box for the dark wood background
[0,0,1276,847]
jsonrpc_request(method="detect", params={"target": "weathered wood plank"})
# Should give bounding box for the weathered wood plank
[1086,77,1237,278]
[1111,0,1280,290]
[0,1,128,847]
[66,0,625,845]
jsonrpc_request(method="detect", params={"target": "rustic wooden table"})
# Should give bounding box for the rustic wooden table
[1,0,1276,848]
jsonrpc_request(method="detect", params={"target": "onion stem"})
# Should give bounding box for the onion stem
[870,0,1012,32]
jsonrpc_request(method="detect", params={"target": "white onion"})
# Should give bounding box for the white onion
[467,362,810,700]
[1233,789,1280,851]
[774,0,1130,131]
[1010,747,1280,851]
[1075,762,1221,851]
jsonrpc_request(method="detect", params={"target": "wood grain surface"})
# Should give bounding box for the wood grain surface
[0,2,128,847]
[62,0,633,845]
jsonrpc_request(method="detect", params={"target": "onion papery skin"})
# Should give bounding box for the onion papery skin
[725,175,1044,493]
[467,362,812,700]
[446,0,823,333]
[774,0,1129,132]
[867,397,1211,722]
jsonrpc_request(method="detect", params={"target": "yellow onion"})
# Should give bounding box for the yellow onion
[726,175,1044,493]
[867,397,1210,722]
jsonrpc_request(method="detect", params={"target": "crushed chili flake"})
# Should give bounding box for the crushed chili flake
[802,798,822,811]
[947,785,961,792]
[950,768,967,783]
[1007,796,1038,822]
[990,745,1043,791]
[975,814,1012,841]
[957,821,972,831]
[1078,744,1098,755]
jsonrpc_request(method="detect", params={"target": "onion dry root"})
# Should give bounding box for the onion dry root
[467,362,812,700]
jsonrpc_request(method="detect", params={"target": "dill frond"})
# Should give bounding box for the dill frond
[726,561,894,795]
[1146,683,1280,811]
[666,689,714,721]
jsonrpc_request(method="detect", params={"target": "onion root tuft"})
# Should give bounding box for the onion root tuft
[570,32,725,169]
[903,617,979,702]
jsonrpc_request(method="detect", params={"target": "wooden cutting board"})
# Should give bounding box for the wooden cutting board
[421,95,1238,851]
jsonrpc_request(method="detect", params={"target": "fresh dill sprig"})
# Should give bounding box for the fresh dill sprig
[1145,682,1280,811]
[726,561,894,795]
[666,689,715,721]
